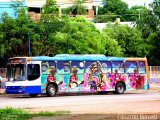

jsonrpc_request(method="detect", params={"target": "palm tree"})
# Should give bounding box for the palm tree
[63,0,87,16]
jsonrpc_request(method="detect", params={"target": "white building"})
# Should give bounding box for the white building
[26,0,102,19]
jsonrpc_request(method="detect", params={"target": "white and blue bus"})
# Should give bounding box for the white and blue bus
[5,54,149,97]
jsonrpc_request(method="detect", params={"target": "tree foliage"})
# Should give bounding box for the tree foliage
[1,0,160,67]
[62,0,87,16]
[128,6,149,21]
[136,0,160,65]
[102,24,147,57]
[95,0,149,22]
[98,0,129,21]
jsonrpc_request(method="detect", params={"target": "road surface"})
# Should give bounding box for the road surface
[0,92,160,114]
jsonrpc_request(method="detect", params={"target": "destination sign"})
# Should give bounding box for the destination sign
[10,58,26,64]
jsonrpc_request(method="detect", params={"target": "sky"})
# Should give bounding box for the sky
[122,0,153,8]
[94,0,154,8]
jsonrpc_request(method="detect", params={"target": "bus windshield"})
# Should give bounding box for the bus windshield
[7,64,26,81]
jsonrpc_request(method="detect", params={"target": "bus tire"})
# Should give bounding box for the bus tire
[47,84,56,97]
[115,82,125,94]
[29,94,38,97]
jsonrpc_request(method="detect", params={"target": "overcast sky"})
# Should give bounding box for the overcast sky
[94,0,154,8]
[122,0,153,8]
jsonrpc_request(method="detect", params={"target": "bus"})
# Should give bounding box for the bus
[5,54,149,97]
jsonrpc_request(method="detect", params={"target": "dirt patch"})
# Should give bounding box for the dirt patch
[30,114,118,120]
[26,100,160,115]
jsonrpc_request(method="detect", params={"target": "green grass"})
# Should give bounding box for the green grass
[0,107,31,120]
[0,107,70,120]
[37,111,70,116]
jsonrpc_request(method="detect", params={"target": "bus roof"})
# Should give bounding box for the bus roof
[30,54,125,61]
[125,57,147,62]
[9,55,147,62]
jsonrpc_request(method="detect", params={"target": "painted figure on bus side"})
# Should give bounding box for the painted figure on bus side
[47,66,56,83]
[88,62,106,91]
[107,69,118,89]
[47,66,63,85]
[128,69,138,89]
[98,73,107,91]
[129,69,145,89]
[88,62,99,91]
[69,66,84,88]
[69,66,78,88]
[107,68,126,89]
[42,62,49,74]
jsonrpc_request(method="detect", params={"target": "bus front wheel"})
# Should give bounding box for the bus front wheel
[47,84,56,97]
[115,82,125,94]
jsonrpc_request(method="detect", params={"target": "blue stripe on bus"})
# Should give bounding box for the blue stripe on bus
[5,86,41,94]
[31,55,125,61]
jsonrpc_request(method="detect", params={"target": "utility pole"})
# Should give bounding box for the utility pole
[96,5,98,16]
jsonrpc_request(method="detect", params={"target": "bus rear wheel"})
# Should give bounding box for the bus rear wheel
[47,84,56,97]
[115,82,125,94]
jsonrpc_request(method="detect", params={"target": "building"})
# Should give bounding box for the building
[56,0,94,18]
[0,0,102,20]
[0,0,25,19]
[26,0,101,19]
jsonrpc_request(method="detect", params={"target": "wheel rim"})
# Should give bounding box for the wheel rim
[118,85,123,93]
[50,87,55,95]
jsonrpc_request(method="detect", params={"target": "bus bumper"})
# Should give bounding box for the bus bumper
[5,86,41,94]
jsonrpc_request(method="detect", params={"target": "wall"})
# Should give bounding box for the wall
[0,0,26,19]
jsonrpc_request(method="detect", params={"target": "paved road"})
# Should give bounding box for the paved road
[0,92,160,114]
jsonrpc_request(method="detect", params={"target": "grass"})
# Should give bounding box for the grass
[36,111,70,116]
[0,107,70,120]
[0,107,31,120]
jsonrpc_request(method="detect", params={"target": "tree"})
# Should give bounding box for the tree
[41,0,59,15]
[128,6,149,21]
[136,0,160,65]
[150,0,160,18]
[62,0,87,16]
[52,16,105,54]
[101,33,123,56]
[0,0,125,67]
[0,9,37,67]
[102,24,147,57]
[98,0,129,21]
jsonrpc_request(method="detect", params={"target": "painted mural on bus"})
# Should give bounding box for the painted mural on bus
[5,54,149,97]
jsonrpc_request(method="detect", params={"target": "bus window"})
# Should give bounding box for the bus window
[27,64,40,81]
[7,64,26,81]
[99,61,111,73]
[112,61,124,74]
[85,61,99,73]
[71,61,84,74]
[138,61,146,74]
[125,62,137,73]
[57,61,70,74]
[42,61,56,74]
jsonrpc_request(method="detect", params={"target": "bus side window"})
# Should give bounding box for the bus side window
[112,61,124,74]
[41,61,56,74]
[85,61,99,73]
[138,61,146,74]
[99,61,111,73]
[125,62,137,73]
[71,61,84,74]
[57,61,71,74]
[27,64,40,81]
